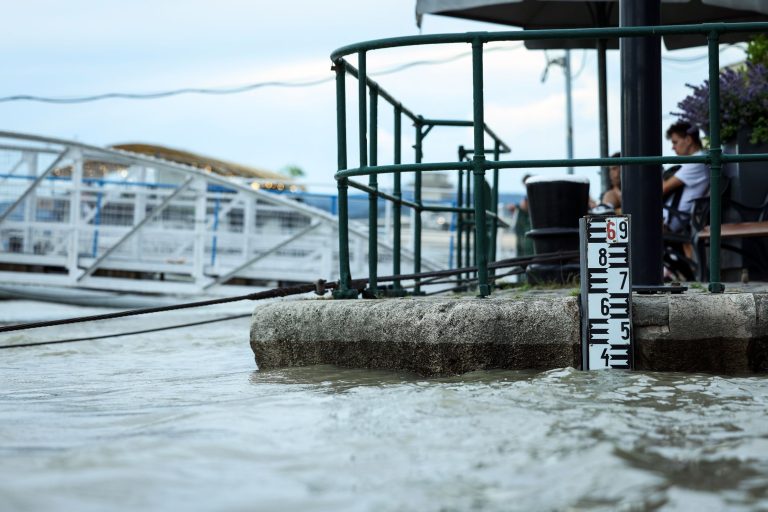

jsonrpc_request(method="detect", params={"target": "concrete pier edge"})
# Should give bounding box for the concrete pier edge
[250,292,768,376]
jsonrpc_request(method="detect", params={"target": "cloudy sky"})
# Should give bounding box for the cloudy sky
[0,0,747,194]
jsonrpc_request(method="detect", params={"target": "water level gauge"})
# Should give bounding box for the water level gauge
[579,215,633,370]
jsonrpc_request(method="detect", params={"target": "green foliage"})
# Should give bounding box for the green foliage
[743,36,768,144]
[751,117,768,145]
[747,34,768,68]
[675,46,768,145]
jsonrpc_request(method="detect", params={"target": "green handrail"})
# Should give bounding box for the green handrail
[331,23,768,59]
[332,21,768,298]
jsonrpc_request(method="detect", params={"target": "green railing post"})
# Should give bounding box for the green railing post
[465,167,472,283]
[367,84,379,296]
[707,30,725,294]
[393,105,403,294]
[471,38,490,297]
[356,50,375,297]
[414,117,424,294]
[489,140,500,274]
[456,167,464,271]
[333,59,357,299]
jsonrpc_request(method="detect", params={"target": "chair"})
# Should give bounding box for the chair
[661,165,700,281]
[691,184,768,281]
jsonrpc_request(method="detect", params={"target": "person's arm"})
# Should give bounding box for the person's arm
[662,175,684,198]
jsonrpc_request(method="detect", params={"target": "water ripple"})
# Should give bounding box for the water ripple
[2,303,768,511]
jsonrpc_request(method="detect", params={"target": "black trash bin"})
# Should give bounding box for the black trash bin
[524,175,590,284]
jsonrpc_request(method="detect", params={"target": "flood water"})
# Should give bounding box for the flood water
[2,299,768,511]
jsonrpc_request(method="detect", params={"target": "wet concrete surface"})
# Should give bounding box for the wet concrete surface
[250,282,768,375]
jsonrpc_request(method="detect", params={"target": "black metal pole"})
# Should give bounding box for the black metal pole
[597,39,610,194]
[620,0,663,289]
[595,3,612,195]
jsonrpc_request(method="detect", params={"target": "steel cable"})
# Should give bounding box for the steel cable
[0,45,524,104]
[0,313,251,350]
[0,250,579,341]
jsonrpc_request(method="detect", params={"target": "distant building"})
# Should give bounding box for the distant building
[408,172,455,202]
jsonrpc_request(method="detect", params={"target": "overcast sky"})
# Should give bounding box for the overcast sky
[0,0,747,194]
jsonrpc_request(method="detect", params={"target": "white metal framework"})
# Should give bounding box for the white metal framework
[0,131,440,303]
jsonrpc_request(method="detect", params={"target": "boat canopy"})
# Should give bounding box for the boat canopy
[111,143,290,182]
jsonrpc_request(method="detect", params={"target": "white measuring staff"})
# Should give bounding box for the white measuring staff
[579,215,633,370]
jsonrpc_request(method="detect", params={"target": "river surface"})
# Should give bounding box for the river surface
[2,299,768,511]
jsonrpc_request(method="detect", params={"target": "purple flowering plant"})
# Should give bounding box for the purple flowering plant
[674,37,768,145]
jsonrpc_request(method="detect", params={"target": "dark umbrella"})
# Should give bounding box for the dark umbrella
[416,0,768,189]
[417,0,768,49]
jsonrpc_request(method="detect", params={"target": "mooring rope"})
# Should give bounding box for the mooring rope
[0,282,322,334]
[0,250,579,344]
[0,313,252,350]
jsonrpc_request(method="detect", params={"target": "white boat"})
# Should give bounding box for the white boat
[0,131,452,308]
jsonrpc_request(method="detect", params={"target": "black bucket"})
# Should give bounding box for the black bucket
[524,175,590,283]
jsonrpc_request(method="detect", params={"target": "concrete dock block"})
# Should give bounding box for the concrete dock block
[250,292,768,375]
[754,293,768,338]
[251,297,580,376]
[633,293,760,373]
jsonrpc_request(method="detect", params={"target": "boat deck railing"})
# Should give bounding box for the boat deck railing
[0,131,443,296]
[331,22,768,297]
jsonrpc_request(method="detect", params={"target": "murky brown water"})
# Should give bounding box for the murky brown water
[2,300,768,511]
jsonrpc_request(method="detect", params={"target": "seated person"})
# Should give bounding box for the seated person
[601,152,622,213]
[663,122,709,234]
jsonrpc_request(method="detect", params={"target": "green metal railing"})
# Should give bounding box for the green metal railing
[332,56,510,298]
[332,22,768,297]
